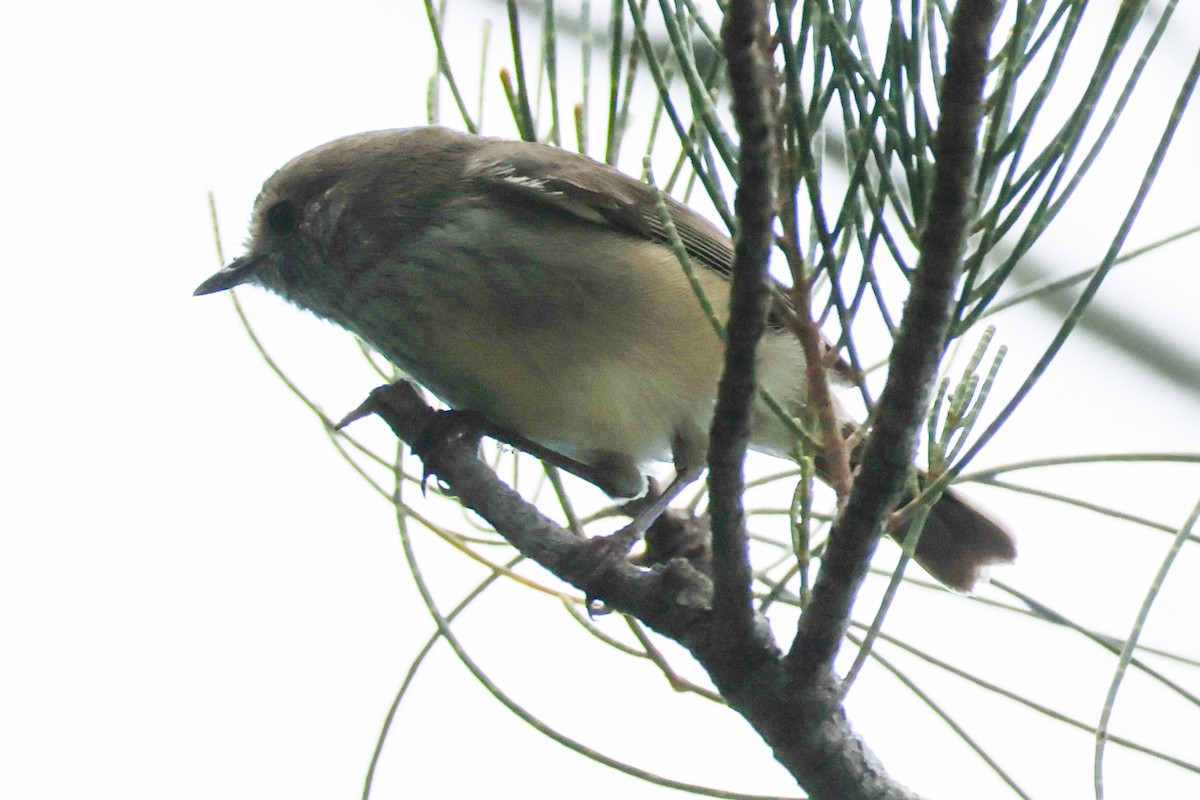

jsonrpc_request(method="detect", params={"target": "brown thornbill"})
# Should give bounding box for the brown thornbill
[196,126,1015,590]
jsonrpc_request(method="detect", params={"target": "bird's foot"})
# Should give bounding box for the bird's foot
[337,386,488,495]
[408,409,490,493]
[574,525,645,616]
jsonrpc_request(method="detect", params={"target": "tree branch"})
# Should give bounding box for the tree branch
[707,0,777,665]
[788,0,1004,682]
[349,381,921,799]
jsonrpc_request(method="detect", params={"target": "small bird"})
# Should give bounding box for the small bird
[196,126,1015,590]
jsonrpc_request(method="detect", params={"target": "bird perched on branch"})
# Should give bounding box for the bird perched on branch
[196,126,1015,591]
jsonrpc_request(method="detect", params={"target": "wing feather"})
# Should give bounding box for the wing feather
[463,139,859,383]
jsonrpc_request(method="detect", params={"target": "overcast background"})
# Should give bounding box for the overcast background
[3,2,1199,798]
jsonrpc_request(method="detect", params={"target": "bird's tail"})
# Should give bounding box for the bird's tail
[804,418,1016,591]
[887,485,1016,592]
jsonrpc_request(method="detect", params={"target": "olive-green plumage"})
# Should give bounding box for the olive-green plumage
[197,126,1015,590]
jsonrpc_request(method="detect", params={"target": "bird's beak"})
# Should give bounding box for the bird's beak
[194,254,263,296]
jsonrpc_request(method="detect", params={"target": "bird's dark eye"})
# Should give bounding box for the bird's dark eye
[265,200,298,236]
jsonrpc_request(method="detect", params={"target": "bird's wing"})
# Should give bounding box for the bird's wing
[465,139,736,278]
[465,139,860,383]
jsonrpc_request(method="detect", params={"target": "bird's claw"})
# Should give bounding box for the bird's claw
[577,526,642,616]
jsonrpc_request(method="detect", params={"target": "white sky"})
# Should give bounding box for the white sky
[2,2,1199,799]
